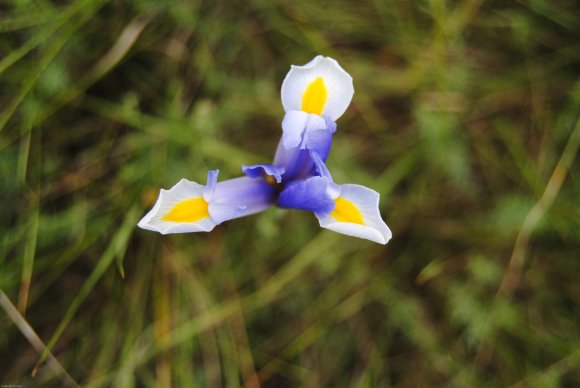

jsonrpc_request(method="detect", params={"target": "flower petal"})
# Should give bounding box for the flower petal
[272,144,315,181]
[210,176,277,223]
[281,56,354,121]
[301,117,333,157]
[138,172,278,234]
[310,149,333,180]
[275,116,333,181]
[317,184,392,244]
[242,164,285,183]
[277,176,335,215]
[281,111,327,150]
[138,178,217,234]
[281,110,308,149]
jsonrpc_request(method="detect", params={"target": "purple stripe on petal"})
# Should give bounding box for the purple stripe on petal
[277,176,335,216]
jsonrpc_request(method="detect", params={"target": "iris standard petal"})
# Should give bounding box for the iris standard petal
[281,110,327,150]
[317,184,392,245]
[242,164,285,183]
[301,116,335,157]
[280,56,354,121]
[137,178,217,234]
[274,119,333,181]
[281,110,308,149]
[272,144,314,182]
[277,176,335,215]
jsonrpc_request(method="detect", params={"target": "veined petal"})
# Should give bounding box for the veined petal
[242,164,285,184]
[281,56,354,121]
[317,184,392,245]
[137,178,216,234]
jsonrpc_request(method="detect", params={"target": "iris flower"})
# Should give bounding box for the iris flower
[138,56,392,244]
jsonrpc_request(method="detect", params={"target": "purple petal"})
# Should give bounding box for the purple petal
[210,176,276,224]
[272,126,333,182]
[200,171,276,225]
[310,150,333,180]
[303,128,332,161]
[277,176,335,216]
[272,142,316,181]
[299,114,327,148]
[282,111,308,149]
[204,170,219,197]
[242,164,285,183]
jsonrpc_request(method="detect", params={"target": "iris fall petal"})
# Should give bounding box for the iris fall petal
[281,56,354,121]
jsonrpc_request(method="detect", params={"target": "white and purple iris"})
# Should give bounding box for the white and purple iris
[138,56,392,244]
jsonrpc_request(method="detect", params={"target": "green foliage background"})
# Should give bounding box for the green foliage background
[1,0,579,386]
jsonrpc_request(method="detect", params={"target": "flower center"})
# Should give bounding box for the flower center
[301,77,327,115]
[163,197,209,222]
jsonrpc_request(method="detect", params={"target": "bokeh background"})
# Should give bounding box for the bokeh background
[1,1,579,387]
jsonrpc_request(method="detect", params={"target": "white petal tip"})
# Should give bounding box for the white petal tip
[320,220,392,244]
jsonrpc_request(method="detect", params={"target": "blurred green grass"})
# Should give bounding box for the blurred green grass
[1,0,580,386]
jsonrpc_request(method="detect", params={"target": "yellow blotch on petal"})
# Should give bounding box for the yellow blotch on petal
[331,197,364,225]
[162,197,209,223]
[301,77,327,115]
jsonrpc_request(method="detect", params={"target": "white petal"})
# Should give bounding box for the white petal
[137,179,216,235]
[281,56,354,121]
[317,184,392,244]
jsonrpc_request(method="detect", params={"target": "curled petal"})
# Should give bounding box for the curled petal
[281,56,354,121]
[242,164,285,183]
[203,170,219,201]
[317,184,392,245]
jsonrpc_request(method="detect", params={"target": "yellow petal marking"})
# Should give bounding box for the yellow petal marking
[301,77,327,115]
[162,197,209,223]
[331,197,364,225]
